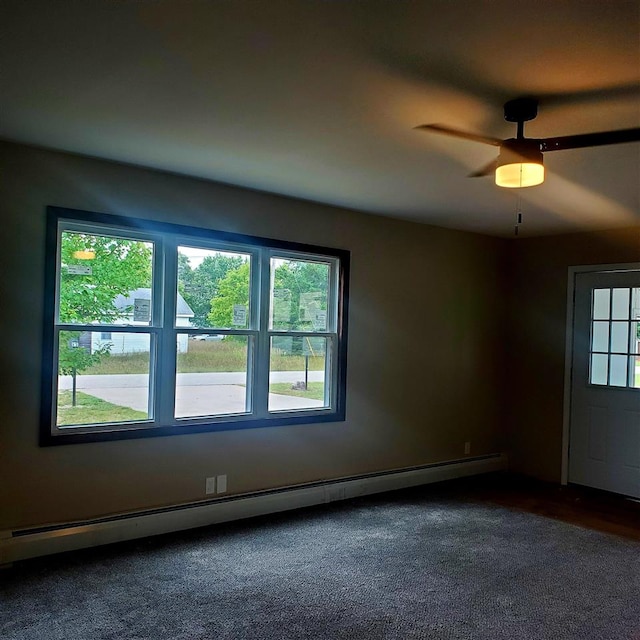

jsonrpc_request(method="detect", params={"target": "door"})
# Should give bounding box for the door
[568,269,640,498]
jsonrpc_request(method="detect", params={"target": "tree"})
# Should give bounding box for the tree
[207,262,250,328]
[58,333,111,406]
[272,261,329,330]
[60,233,152,323]
[180,253,244,327]
[177,252,193,296]
[206,260,329,357]
[59,232,152,404]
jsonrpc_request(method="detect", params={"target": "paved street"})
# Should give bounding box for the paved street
[59,371,325,414]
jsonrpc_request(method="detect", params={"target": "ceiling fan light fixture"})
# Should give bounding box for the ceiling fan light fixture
[495,141,544,188]
[495,161,544,188]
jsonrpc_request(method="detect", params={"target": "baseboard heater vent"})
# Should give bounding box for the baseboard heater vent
[1,453,507,564]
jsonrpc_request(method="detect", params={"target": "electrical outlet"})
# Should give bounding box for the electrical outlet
[205,477,216,495]
[464,441,471,455]
[216,474,227,494]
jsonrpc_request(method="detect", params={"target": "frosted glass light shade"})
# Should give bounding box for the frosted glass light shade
[495,162,545,188]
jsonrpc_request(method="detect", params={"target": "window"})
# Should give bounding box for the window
[41,207,349,444]
[589,287,640,388]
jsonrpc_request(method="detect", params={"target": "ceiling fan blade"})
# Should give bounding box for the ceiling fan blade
[415,124,502,147]
[468,160,497,178]
[537,84,640,108]
[538,128,640,152]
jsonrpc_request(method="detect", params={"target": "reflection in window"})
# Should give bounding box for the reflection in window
[270,258,330,332]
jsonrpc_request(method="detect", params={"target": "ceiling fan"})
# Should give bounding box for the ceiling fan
[415,97,640,188]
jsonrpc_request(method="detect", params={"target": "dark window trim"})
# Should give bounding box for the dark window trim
[40,206,350,446]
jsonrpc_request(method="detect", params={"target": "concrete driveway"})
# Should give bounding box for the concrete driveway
[59,371,325,415]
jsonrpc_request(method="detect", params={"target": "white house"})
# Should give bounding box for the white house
[90,288,194,355]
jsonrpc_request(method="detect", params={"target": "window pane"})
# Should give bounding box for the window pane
[610,354,628,387]
[590,353,608,385]
[591,322,609,352]
[177,246,251,329]
[175,335,249,418]
[611,322,629,354]
[59,231,153,325]
[270,258,330,331]
[611,288,630,320]
[592,289,610,320]
[269,336,328,411]
[631,356,640,389]
[56,331,152,426]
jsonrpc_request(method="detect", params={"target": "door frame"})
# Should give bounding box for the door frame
[561,262,640,485]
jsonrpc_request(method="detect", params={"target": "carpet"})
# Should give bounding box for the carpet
[1,483,639,639]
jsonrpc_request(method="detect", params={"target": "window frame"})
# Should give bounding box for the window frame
[40,206,350,446]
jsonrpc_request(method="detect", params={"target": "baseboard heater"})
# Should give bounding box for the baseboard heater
[1,453,507,564]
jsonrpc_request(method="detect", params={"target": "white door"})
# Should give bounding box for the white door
[568,269,640,498]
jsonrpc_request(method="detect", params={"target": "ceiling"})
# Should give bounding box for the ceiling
[1,0,639,237]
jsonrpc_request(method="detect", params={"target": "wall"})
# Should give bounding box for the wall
[506,226,640,481]
[0,141,508,531]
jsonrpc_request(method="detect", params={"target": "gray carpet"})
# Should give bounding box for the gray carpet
[1,484,639,640]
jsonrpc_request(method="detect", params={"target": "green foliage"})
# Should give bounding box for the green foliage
[179,253,244,327]
[83,339,324,374]
[58,232,153,380]
[58,331,111,376]
[60,232,152,324]
[272,261,329,331]
[207,262,250,328]
[204,259,329,332]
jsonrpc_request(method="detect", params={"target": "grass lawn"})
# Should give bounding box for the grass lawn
[84,339,324,374]
[57,390,147,426]
[269,381,325,401]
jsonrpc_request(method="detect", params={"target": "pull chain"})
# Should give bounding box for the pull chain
[514,193,523,237]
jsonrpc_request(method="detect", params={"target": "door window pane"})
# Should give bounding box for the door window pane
[609,355,628,387]
[269,336,328,411]
[632,289,640,354]
[589,287,638,389]
[59,231,154,325]
[177,246,251,329]
[592,289,610,320]
[591,322,609,352]
[631,357,640,389]
[56,331,152,426]
[590,354,608,386]
[175,335,249,418]
[610,322,629,353]
[270,258,330,331]
[611,288,630,320]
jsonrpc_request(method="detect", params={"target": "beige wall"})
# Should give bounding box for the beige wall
[506,226,640,481]
[0,142,508,531]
